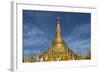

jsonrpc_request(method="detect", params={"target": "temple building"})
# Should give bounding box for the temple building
[39,16,83,61]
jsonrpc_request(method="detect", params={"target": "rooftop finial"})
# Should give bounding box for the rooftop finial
[56,16,60,32]
[57,16,60,20]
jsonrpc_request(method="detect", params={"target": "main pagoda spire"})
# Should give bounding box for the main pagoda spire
[51,16,66,48]
[39,16,80,61]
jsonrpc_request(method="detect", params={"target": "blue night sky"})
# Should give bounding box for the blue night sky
[23,10,91,56]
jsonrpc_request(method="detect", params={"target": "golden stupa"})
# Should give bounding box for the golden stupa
[39,17,82,61]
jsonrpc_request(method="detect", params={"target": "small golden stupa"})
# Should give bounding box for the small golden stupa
[39,16,82,61]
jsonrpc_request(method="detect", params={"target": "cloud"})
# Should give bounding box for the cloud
[65,23,90,40]
[24,36,48,47]
[23,23,46,36]
[23,23,49,48]
[64,23,91,54]
[25,26,45,37]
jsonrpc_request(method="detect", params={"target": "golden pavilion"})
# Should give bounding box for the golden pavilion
[39,16,83,61]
